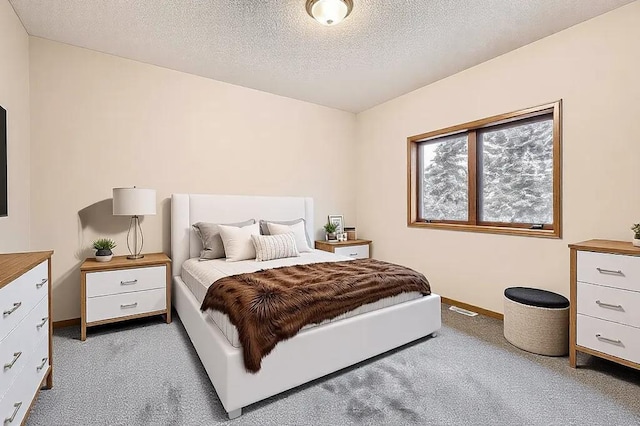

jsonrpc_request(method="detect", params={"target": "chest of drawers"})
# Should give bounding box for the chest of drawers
[80,253,171,340]
[0,251,53,426]
[569,240,640,370]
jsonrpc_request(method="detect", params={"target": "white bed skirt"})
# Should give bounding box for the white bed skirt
[174,275,442,417]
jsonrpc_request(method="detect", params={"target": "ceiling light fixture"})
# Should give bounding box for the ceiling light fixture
[306,0,354,26]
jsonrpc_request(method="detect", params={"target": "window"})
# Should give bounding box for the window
[408,101,561,238]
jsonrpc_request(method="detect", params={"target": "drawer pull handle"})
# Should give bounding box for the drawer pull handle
[120,302,138,309]
[4,402,22,424]
[349,253,358,256]
[3,352,22,370]
[595,334,623,346]
[120,279,138,286]
[595,300,623,311]
[3,302,21,316]
[36,278,48,289]
[37,357,49,371]
[36,317,49,329]
[596,268,624,276]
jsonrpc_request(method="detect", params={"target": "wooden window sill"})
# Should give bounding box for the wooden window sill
[407,221,560,239]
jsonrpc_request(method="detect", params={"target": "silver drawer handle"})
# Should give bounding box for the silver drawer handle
[3,352,22,370]
[3,302,22,316]
[37,357,49,371]
[595,334,623,346]
[120,279,138,286]
[36,278,48,289]
[120,302,138,309]
[596,267,624,276]
[36,317,49,329]
[4,402,22,424]
[595,300,623,311]
[349,253,358,256]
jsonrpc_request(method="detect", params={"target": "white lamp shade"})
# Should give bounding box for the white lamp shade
[310,0,349,26]
[112,188,156,216]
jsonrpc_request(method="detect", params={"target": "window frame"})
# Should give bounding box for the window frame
[407,101,562,238]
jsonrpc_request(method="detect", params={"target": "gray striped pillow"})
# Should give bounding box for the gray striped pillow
[251,233,299,262]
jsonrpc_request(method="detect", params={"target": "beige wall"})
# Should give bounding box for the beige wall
[29,38,357,321]
[356,2,640,313]
[0,0,30,251]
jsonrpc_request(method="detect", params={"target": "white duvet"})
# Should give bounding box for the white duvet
[181,250,423,347]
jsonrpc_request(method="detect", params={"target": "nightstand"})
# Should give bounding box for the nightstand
[80,253,171,340]
[315,239,372,259]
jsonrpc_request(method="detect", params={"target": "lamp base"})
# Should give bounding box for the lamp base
[127,254,145,260]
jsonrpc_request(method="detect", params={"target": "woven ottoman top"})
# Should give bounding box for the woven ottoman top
[504,287,569,309]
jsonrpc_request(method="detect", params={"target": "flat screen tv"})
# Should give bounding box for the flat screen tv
[0,105,6,217]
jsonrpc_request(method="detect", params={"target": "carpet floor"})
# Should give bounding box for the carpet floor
[26,305,640,425]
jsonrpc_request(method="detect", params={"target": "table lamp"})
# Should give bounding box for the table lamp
[112,187,156,259]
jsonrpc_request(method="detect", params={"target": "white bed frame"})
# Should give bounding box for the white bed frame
[171,193,441,419]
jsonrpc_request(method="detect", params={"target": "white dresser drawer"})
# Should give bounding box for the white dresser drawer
[577,282,640,328]
[0,330,28,401]
[29,335,50,385]
[0,383,30,426]
[577,251,640,292]
[86,288,167,323]
[577,314,640,365]
[0,297,49,400]
[86,265,166,298]
[0,337,49,426]
[334,245,369,259]
[0,261,48,342]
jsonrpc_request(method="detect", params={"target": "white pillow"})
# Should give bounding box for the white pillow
[192,219,255,260]
[251,233,299,262]
[218,223,260,262]
[267,221,312,253]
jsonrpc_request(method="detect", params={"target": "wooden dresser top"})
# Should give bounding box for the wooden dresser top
[0,251,53,289]
[569,239,640,256]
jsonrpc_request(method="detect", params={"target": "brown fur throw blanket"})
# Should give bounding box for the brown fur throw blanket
[200,259,431,373]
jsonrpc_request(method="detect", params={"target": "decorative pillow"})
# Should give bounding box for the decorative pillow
[259,218,312,247]
[218,223,260,262]
[193,219,255,260]
[267,221,312,253]
[251,233,299,262]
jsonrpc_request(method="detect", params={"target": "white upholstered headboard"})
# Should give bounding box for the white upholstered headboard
[171,194,314,275]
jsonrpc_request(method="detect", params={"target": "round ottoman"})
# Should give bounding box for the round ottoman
[503,287,570,356]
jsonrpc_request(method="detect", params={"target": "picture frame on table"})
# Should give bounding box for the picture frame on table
[328,215,344,234]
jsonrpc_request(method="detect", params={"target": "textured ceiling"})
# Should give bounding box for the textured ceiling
[9,0,633,112]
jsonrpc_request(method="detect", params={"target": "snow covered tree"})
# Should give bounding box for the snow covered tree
[421,117,553,224]
[480,119,553,224]
[422,135,468,221]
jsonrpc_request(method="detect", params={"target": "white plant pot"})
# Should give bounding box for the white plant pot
[633,238,640,248]
[95,254,113,262]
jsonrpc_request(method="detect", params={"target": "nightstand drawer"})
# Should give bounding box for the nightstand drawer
[334,245,369,259]
[86,266,166,298]
[0,261,48,342]
[577,314,640,365]
[577,282,640,328]
[577,251,640,292]
[86,288,167,323]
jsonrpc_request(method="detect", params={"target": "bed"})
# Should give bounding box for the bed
[171,193,441,419]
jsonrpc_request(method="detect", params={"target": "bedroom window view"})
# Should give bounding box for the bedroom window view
[419,134,469,221]
[409,102,561,238]
[478,117,554,225]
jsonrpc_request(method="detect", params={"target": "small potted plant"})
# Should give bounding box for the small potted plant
[93,238,116,262]
[324,222,338,241]
[632,224,640,247]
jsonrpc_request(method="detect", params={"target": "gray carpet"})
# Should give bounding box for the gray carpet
[26,306,640,425]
